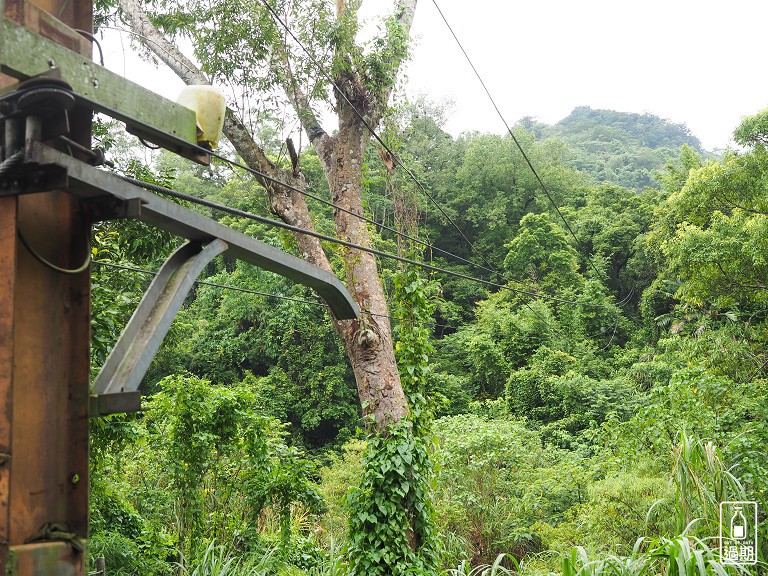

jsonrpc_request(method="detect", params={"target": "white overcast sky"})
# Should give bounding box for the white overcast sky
[103,0,768,151]
[401,0,768,151]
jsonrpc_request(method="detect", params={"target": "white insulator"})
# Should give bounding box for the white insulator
[176,85,226,148]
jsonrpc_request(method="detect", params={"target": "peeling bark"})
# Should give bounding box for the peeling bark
[118,0,419,429]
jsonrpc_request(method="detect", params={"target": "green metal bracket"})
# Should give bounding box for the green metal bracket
[0,16,206,163]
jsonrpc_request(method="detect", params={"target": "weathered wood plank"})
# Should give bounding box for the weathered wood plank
[0,17,198,149]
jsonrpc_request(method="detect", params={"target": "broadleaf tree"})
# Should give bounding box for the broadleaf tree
[118,0,416,428]
[115,0,428,563]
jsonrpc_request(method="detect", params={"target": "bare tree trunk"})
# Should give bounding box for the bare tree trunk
[317,123,409,427]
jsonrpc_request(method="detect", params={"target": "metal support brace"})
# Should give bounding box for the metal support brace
[91,239,228,413]
[11,144,358,416]
[25,142,359,319]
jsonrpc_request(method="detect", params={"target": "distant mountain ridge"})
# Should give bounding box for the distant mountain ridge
[518,106,705,191]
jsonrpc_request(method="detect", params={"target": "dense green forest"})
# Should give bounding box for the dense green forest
[90,104,768,574]
[88,1,767,575]
[520,107,705,191]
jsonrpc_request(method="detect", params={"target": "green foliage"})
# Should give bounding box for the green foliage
[504,213,582,292]
[346,262,438,575]
[316,439,367,544]
[88,89,768,576]
[446,554,518,576]
[346,420,436,575]
[179,540,280,576]
[90,375,326,573]
[733,108,768,148]
[147,375,323,554]
[150,261,360,447]
[562,535,754,576]
[532,106,705,191]
[432,414,580,566]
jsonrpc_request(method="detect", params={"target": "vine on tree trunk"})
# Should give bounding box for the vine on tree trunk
[346,259,439,575]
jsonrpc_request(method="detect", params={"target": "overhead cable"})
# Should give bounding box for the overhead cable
[256,0,502,279]
[249,0,626,341]
[110,19,620,317]
[118,173,613,309]
[93,259,459,330]
[246,0,584,335]
[430,0,607,283]
[201,147,503,278]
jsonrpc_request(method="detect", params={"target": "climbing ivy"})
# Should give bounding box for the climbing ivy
[346,262,438,575]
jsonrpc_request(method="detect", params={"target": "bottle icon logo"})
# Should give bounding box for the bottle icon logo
[719,501,758,565]
[730,505,746,539]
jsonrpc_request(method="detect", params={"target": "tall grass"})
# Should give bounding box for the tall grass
[671,433,746,536]
[442,554,519,576]
[563,536,757,576]
[179,540,279,576]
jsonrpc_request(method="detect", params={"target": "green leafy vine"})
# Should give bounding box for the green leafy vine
[346,261,438,575]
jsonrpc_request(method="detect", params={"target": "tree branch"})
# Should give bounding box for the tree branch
[117,0,333,274]
[275,42,328,146]
[369,0,417,127]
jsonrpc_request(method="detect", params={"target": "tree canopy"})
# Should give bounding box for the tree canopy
[88,3,768,574]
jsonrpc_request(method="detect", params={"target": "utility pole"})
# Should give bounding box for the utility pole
[0,2,357,574]
[0,0,92,572]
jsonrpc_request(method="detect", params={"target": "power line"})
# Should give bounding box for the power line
[201,147,504,279]
[104,23,500,283]
[109,18,621,321]
[255,0,502,280]
[198,145,610,334]
[244,0,605,341]
[187,140,600,339]
[92,259,459,331]
[117,173,613,309]
[429,0,607,284]
[247,1,629,348]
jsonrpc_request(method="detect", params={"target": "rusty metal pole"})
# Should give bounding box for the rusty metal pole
[0,0,92,572]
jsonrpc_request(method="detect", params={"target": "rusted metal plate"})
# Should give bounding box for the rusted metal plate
[7,542,84,576]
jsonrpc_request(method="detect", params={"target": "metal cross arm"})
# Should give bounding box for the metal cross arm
[16,142,358,414]
[28,141,359,320]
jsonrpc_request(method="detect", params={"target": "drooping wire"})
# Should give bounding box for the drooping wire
[201,140,609,338]
[74,29,105,66]
[18,228,91,275]
[200,146,503,279]
[250,0,625,343]
[101,16,627,329]
[220,0,572,342]
[117,172,613,309]
[429,0,608,284]
[105,20,618,315]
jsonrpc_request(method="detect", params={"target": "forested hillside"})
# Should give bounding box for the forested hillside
[87,2,767,575]
[90,105,768,575]
[520,107,706,191]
